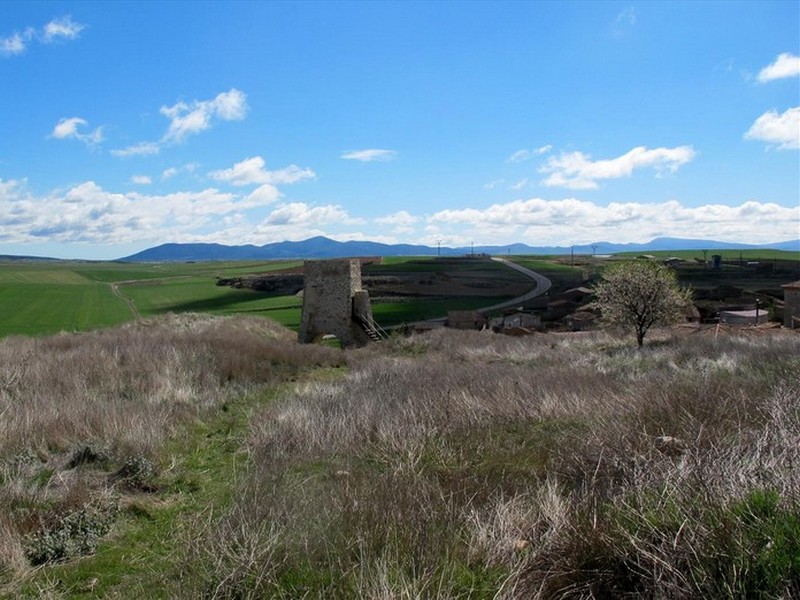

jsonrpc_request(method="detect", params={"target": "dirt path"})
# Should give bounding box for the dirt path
[110,283,140,319]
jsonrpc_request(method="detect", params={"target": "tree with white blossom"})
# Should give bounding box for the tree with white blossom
[593,260,693,347]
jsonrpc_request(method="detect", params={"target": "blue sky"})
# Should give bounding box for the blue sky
[1,1,798,259]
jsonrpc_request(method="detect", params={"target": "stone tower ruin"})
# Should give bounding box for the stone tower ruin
[782,281,800,329]
[298,259,383,348]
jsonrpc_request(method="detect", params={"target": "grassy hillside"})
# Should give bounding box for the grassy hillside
[1,317,798,597]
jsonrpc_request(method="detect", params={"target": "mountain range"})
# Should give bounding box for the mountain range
[117,236,800,262]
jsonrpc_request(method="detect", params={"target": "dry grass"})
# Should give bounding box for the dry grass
[0,313,343,584]
[178,327,800,598]
[3,316,798,597]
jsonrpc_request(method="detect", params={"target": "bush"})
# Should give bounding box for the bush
[24,500,118,566]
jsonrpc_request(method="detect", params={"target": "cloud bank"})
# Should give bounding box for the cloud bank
[1,178,793,253]
[540,146,696,189]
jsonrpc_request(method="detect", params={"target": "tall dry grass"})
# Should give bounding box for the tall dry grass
[0,314,342,581]
[178,327,800,598]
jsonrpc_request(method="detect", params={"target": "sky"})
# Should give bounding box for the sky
[1,1,798,260]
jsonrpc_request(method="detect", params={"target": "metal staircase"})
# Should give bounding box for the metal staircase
[355,313,389,342]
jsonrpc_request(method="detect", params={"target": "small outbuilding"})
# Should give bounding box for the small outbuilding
[447,310,488,330]
[500,312,541,330]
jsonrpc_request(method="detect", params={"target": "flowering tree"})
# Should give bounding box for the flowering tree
[594,260,693,347]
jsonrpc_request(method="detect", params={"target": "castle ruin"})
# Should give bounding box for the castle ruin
[782,281,800,328]
[298,259,383,348]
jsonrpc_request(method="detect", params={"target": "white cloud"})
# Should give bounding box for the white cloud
[483,178,506,190]
[744,106,800,150]
[375,210,418,235]
[1,15,84,57]
[757,53,800,83]
[1,176,793,256]
[540,145,696,189]
[426,197,798,246]
[42,16,85,43]
[615,7,637,27]
[0,178,264,246]
[162,163,199,180]
[111,142,161,157]
[507,150,531,163]
[612,7,637,37]
[50,117,104,146]
[509,178,530,191]
[130,175,152,185]
[506,145,552,163]
[160,88,248,144]
[265,202,361,226]
[245,184,282,205]
[111,89,248,157]
[375,211,418,226]
[340,149,397,162]
[51,117,87,139]
[208,156,315,186]
[1,32,26,56]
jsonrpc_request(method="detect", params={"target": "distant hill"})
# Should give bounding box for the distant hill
[117,236,800,262]
[0,255,61,261]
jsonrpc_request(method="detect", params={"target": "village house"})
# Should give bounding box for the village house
[447,310,489,330]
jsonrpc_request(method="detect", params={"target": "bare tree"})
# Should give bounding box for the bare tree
[593,260,692,347]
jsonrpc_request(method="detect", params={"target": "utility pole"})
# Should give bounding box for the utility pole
[437,239,441,257]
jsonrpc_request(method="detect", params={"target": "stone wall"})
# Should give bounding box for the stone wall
[783,282,800,328]
[298,259,373,347]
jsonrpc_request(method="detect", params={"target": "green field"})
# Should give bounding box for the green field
[615,248,800,261]
[0,256,541,337]
[0,281,131,336]
[123,278,304,328]
[0,260,304,337]
[3,249,792,338]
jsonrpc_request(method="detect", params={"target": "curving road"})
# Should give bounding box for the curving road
[478,257,552,313]
[396,257,552,328]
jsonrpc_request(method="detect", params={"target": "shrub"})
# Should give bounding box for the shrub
[24,500,118,566]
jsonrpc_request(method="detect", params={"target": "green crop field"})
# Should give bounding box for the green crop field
[0,260,304,337]
[121,277,304,328]
[0,282,131,336]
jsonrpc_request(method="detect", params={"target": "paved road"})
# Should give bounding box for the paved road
[395,257,552,328]
[478,257,552,313]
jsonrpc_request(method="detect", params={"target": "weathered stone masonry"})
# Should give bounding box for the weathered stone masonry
[783,281,800,328]
[298,259,376,348]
